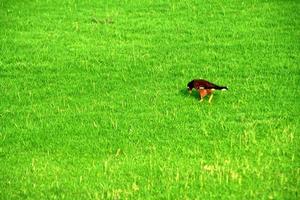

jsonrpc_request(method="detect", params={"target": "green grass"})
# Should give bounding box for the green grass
[0,0,299,199]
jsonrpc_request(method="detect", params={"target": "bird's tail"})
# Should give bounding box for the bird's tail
[214,86,228,90]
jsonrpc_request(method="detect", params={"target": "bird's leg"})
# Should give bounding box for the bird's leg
[199,89,205,102]
[208,94,214,103]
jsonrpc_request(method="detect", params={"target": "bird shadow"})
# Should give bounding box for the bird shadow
[179,88,199,101]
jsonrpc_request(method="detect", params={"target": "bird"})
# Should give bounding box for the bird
[187,79,228,103]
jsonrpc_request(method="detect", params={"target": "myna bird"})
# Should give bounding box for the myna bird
[187,79,228,103]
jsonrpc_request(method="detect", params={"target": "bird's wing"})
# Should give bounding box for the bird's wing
[194,80,217,89]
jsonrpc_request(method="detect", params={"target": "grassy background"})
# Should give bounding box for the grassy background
[0,0,299,199]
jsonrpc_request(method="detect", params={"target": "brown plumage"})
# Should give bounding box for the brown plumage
[187,79,228,103]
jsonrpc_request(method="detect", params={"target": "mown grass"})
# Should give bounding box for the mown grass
[0,0,299,199]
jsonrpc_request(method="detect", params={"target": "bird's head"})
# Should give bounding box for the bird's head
[187,80,194,93]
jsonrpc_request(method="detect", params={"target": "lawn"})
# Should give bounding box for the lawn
[0,0,299,199]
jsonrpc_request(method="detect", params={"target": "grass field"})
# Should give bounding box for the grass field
[1,0,299,199]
